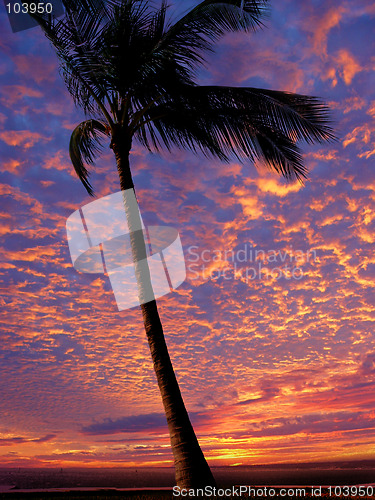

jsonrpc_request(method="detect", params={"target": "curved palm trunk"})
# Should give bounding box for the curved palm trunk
[111,133,216,488]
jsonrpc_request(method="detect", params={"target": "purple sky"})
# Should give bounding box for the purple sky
[0,0,375,467]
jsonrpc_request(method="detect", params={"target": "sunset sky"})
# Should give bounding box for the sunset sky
[0,0,375,468]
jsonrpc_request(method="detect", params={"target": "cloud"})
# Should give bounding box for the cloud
[0,434,56,446]
[0,130,50,148]
[0,0,374,469]
[42,149,76,175]
[0,159,24,173]
[334,50,363,86]
[254,177,303,198]
[81,413,168,435]
[13,55,57,84]
[359,352,375,377]
[308,6,348,58]
[0,85,43,108]
[244,411,375,438]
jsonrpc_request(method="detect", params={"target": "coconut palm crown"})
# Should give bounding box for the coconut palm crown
[29,0,335,488]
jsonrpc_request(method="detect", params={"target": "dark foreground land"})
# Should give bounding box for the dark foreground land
[1,489,375,500]
[0,461,374,499]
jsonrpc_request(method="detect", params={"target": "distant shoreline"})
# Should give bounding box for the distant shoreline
[1,459,374,469]
[0,461,374,492]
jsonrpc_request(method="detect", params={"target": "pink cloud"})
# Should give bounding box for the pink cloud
[0,85,43,108]
[0,130,50,148]
[13,55,58,84]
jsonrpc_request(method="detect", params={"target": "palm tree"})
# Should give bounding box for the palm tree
[29,0,334,488]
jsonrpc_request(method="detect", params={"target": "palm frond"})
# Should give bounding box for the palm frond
[197,86,336,144]
[135,85,335,181]
[252,127,306,180]
[69,119,110,195]
[178,0,269,35]
[26,0,335,184]
[98,0,195,98]
[23,0,115,119]
[157,0,269,72]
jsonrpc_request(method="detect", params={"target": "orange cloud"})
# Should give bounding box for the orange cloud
[335,50,363,85]
[42,150,77,175]
[343,124,374,148]
[329,96,366,114]
[40,180,55,188]
[0,85,43,108]
[305,149,338,161]
[229,185,263,218]
[254,176,302,197]
[0,159,23,173]
[309,6,348,58]
[323,50,363,87]
[0,130,50,148]
[368,101,375,117]
[358,148,375,160]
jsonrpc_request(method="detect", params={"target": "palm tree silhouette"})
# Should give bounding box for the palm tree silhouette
[30,0,334,488]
